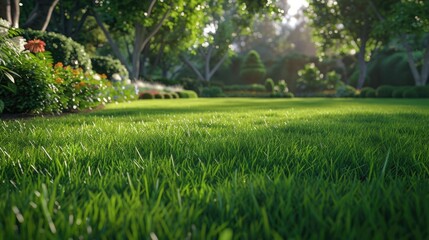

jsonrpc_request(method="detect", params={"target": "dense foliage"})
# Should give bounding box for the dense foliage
[240,50,266,84]
[23,29,92,71]
[91,56,129,80]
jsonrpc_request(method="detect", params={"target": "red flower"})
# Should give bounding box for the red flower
[24,39,46,53]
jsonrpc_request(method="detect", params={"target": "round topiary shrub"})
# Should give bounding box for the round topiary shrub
[178,90,198,98]
[376,85,395,98]
[403,88,419,98]
[91,56,129,80]
[415,86,429,98]
[154,93,164,99]
[240,50,266,84]
[283,92,294,98]
[202,86,224,97]
[265,78,275,92]
[171,93,179,99]
[139,92,154,99]
[23,29,91,71]
[336,85,357,97]
[163,93,173,99]
[360,87,376,98]
[391,87,411,98]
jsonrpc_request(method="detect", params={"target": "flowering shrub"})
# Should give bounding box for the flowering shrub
[52,63,111,111]
[24,39,46,53]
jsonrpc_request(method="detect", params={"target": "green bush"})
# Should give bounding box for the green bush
[278,80,288,93]
[297,63,325,92]
[105,82,137,102]
[391,87,410,98]
[53,63,111,111]
[265,78,275,93]
[139,92,155,99]
[171,92,179,99]
[0,99,4,114]
[224,84,266,92]
[376,85,395,98]
[178,90,198,98]
[360,87,376,98]
[163,93,172,99]
[202,86,224,97]
[154,93,164,99]
[0,53,61,114]
[415,86,429,98]
[23,29,91,71]
[335,85,356,97]
[179,78,202,95]
[283,92,294,98]
[91,56,129,80]
[240,50,266,84]
[403,88,419,98]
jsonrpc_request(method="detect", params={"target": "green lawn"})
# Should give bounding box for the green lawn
[1,98,429,239]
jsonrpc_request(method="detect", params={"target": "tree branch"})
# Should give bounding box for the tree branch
[92,9,131,73]
[180,55,205,81]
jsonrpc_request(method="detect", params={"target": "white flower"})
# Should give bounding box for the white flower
[0,18,11,37]
[9,36,26,52]
[112,73,122,82]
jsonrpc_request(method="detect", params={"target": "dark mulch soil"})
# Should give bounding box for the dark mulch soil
[0,105,105,121]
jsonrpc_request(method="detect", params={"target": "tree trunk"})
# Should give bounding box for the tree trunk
[0,0,12,24]
[0,0,19,27]
[93,10,131,73]
[419,46,429,86]
[22,0,59,31]
[131,23,145,80]
[356,39,368,89]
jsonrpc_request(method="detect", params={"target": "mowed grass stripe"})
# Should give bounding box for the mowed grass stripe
[1,98,428,239]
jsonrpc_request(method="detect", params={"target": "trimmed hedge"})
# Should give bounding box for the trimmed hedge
[154,93,164,99]
[23,30,91,71]
[178,90,198,98]
[139,92,155,99]
[224,84,266,92]
[265,78,275,93]
[202,86,224,97]
[403,88,419,98]
[91,56,129,80]
[415,86,429,98]
[360,87,376,98]
[373,85,429,98]
[376,85,395,98]
[392,87,410,98]
[240,50,266,84]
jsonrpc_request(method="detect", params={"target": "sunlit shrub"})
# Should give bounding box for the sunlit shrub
[91,56,129,80]
[178,90,198,98]
[23,29,91,71]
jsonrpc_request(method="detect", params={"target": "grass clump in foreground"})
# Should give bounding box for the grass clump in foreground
[1,98,429,239]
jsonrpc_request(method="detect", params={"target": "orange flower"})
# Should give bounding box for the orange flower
[100,74,108,79]
[24,39,46,53]
[55,77,64,84]
[79,81,86,87]
[54,62,63,68]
